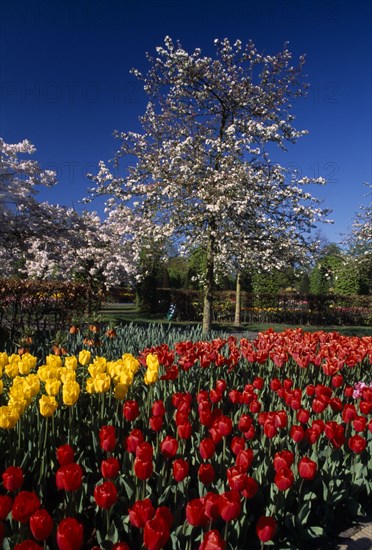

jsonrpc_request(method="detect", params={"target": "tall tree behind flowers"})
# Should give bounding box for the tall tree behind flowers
[342,184,372,294]
[88,37,331,333]
[0,138,141,288]
[0,137,56,274]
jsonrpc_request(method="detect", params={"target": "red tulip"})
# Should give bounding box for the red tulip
[29,509,54,541]
[253,377,264,390]
[203,492,220,520]
[2,466,24,491]
[56,463,83,491]
[135,441,153,461]
[0,495,12,520]
[227,466,247,492]
[99,425,116,452]
[273,450,294,472]
[177,422,192,439]
[149,415,163,432]
[172,458,189,482]
[198,463,215,486]
[241,476,259,499]
[186,498,208,526]
[219,491,241,522]
[274,467,294,491]
[228,389,242,404]
[230,436,246,456]
[12,491,40,523]
[123,400,140,421]
[129,498,155,528]
[238,414,252,432]
[56,444,75,466]
[134,458,153,480]
[160,436,178,458]
[296,409,310,424]
[348,435,367,454]
[290,425,305,443]
[151,399,165,417]
[154,506,173,527]
[263,420,277,438]
[270,378,281,391]
[94,481,118,509]
[353,416,367,432]
[125,428,144,454]
[112,543,131,550]
[14,541,43,550]
[199,529,226,550]
[342,404,357,423]
[249,401,261,414]
[324,421,345,448]
[143,515,170,550]
[56,517,83,550]
[331,374,344,388]
[243,425,256,440]
[298,457,317,480]
[101,457,120,479]
[235,450,253,474]
[256,515,276,542]
[199,438,216,460]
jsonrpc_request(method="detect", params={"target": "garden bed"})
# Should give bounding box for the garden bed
[0,327,371,549]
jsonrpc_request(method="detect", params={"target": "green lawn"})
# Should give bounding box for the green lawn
[100,303,372,337]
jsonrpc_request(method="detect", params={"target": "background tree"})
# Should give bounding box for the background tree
[88,37,330,333]
[342,184,372,295]
[0,137,56,274]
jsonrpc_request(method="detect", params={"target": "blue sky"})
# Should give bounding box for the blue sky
[1,0,371,243]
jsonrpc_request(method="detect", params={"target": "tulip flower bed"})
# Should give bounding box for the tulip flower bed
[0,328,371,549]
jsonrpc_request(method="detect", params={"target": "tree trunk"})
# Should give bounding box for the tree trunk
[202,226,215,335]
[234,272,241,327]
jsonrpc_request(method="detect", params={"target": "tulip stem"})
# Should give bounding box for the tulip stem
[106,509,110,537]
[223,521,229,541]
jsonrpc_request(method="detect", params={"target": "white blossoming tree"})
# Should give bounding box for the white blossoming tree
[0,137,57,272]
[0,138,140,288]
[341,184,372,294]
[88,37,331,333]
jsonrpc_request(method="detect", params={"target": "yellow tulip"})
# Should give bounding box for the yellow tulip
[8,397,27,415]
[114,382,129,400]
[39,395,58,417]
[146,353,159,371]
[86,377,95,394]
[106,360,122,378]
[4,362,19,378]
[45,379,61,396]
[0,352,9,369]
[9,379,32,405]
[122,353,140,373]
[144,368,158,385]
[62,380,80,406]
[64,356,78,370]
[25,374,41,397]
[0,405,19,429]
[118,369,134,386]
[88,363,105,378]
[93,356,107,369]
[37,365,60,382]
[78,350,91,366]
[93,373,111,393]
[0,379,3,395]
[46,355,62,369]
[19,353,37,375]
[60,369,76,384]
